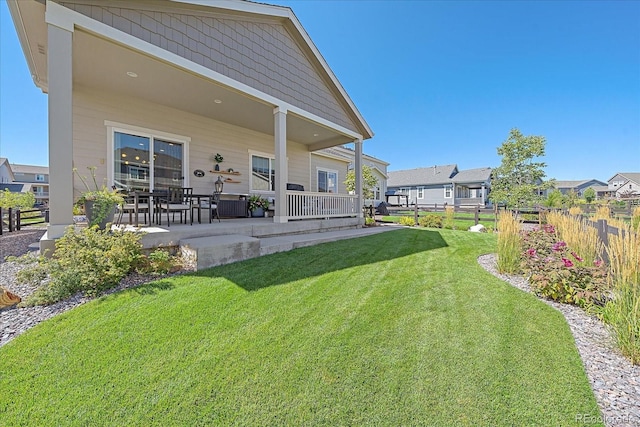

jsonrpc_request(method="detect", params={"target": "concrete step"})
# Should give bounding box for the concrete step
[180,225,399,271]
[180,234,260,270]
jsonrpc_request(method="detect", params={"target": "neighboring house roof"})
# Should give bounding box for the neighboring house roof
[451,167,492,184]
[553,179,607,189]
[11,164,49,175]
[591,185,609,192]
[607,172,640,184]
[0,184,25,192]
[388,165,491,187]
[388,165,458,187]
[554,180,590,189]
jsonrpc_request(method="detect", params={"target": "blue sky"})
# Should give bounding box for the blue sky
[1,0,638,181]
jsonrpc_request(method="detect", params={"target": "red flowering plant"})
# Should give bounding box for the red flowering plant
[520,225,608,308]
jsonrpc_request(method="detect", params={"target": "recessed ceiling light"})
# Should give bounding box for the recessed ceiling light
[126,71,138,78]
[313,133,319,137]
[121,153,127,158]
[214,99,222,104]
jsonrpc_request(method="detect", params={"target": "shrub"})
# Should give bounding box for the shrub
[18,226,145,306]
[398,216,416,227]
[496,211,521,274]
[521,225,608,308]
[0,189,35,209]
[364,217,376,227]
[137,249,180,275]
[418,214,442,228]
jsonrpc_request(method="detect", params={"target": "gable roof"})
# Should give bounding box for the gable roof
[9,0,372,143]
[451,167,492,184]
[11,164,49,175]
[553,179,607,189]
[388,165,492,188]
[388,165,458,187]
[0,158,16,181]
[608,173,640,185]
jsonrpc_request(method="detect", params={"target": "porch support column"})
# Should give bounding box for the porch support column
[354,139,364,220]
[46,23,74,240]
[481,183,486,206]
[273,107,288,223]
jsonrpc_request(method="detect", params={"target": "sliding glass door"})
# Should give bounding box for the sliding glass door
[113,131,184,191]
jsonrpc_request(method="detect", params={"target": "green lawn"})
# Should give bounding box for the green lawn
[0,229,602,426]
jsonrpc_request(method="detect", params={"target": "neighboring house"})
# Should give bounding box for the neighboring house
[387,164,492,207]
[607,173,640,199]
[8,0,373,243]
[0,158,15,184]
[551,179,607,198]
[311,146,388,206]
[590,185,610,200]
[11,164,50,206]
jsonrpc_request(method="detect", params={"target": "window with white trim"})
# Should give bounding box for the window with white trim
[317,169,338,193]
[36,174,46,182]
[417,186,424,199]
[444,186,452,198]
[251,154,275,192]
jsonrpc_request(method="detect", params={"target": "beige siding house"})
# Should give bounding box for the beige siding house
[311,147,388,205]
[11,164,50,206]
[0,158,15,185]
[8,0,373,245]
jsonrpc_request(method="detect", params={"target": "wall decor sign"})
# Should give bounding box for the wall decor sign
[193,169,206,177]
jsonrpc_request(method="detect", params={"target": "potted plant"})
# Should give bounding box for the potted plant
[248,194,270,217]
[74,167,124,229]
[213,153,224,171]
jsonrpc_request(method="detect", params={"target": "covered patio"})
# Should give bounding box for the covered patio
[7,0,373,252]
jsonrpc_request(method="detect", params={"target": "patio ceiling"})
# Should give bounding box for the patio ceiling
[12,1,355,150]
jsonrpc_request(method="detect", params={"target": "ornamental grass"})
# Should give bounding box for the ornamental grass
[496,211,521,274]
[545,211,602,266]
[600,222,640,364]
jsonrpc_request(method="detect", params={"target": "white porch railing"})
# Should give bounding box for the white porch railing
[287,191,359,220]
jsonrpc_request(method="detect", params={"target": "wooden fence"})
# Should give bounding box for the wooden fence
[0,207,49,235]
[368,203,496,227]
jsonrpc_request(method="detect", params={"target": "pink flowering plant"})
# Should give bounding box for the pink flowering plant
[521,225,608,308]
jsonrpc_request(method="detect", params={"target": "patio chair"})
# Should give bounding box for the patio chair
[191,189,222,224]
[116,193,149,226]
[156,187,193,226]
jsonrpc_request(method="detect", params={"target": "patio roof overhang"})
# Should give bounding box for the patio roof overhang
[9,0,364,150]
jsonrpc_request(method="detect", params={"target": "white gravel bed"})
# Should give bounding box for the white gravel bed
[478,253,640,427]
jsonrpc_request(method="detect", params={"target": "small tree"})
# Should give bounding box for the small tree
[564,189,580,207]
[0,189,35,209]
[345,165,378,200]
[583,187,596,204]
[542,189,564,208]
[489,128,553,211]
